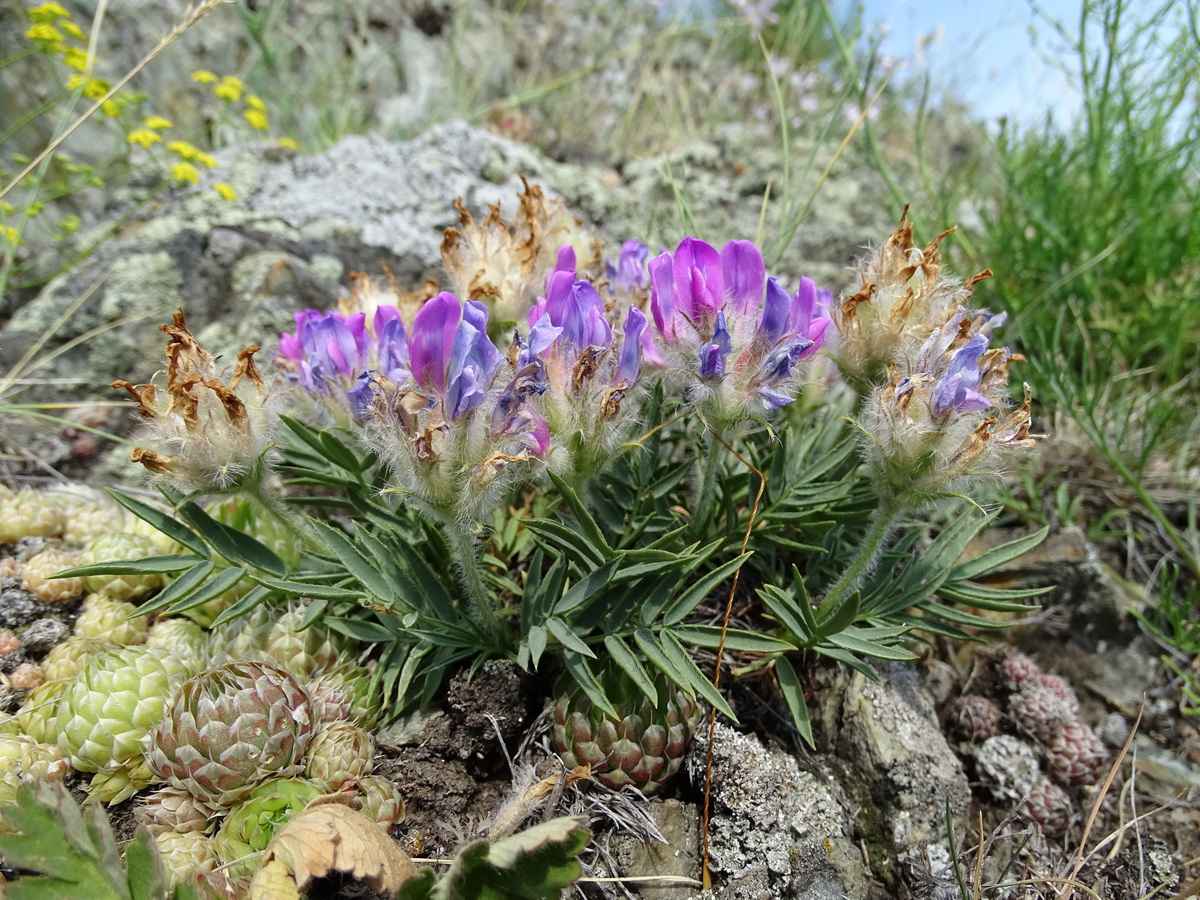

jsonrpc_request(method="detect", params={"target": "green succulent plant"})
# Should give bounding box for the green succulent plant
[54,644,194,804]
[552,657,701,794]
[146,660,316,808]
[212,776,324,877]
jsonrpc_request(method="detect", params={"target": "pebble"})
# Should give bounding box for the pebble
[20,618,71,655]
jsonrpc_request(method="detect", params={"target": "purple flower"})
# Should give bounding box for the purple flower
[409,293,461,396]
[932,335,991,418]
[699,312,733,378]
[615,307,648,387]
[446,299,503,420]
[607,240,649,292]
[647,237,831,415]
[279,310,368,392]
[720,240,765,316]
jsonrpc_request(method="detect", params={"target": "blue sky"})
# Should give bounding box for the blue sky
[857,0,1084,126]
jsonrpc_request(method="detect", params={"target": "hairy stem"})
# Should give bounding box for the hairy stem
[819,501,901,613]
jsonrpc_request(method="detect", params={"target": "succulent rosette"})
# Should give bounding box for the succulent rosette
[552,659,701,794]
[0,736,70,812]
[305,721,375,792]
[355,773,406,829]
[306,662,380,729]
[55,645,194,803]
[211,603,346,681]
[76,533,166,602]
[213,776,324,876]
[648,236,830,424]
[137,785,215,837]
[146,660,316,808]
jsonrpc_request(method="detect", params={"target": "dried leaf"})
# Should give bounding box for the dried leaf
[248,797,415,900]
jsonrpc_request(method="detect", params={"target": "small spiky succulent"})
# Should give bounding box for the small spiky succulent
[8,680,69,744]
[945,695,1001,742]
[1045,722,1109,787]
[136,785,215,837]
[0,487,65,541]
[355,773,406,829]
[54,644,194,803]
[76,532,166,601]
[41,634,113,683]
[996,649,1041,693]
[1009,686,1073,743]
[0,735,71,810]
[147,660,316,808]
[305,721,375,792]
[145,617,210,659]
[211,603,346,680]
[153,830,239,896]
[1020,777,1073,837]
[21,546,84,604]
[74,593,149,647]
[306,662,380,729]
[1035,672,1080,715]
[212,777,324,876]
[552,661,701,793]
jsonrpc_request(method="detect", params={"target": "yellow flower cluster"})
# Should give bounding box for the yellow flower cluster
[25,3,90,72]
[191,70,276,134]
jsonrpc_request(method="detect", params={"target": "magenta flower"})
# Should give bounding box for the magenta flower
[648,237,831,419]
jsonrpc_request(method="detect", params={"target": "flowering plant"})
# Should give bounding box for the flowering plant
[85,192,1044,750]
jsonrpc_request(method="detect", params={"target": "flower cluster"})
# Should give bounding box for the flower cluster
[524,247,648,481]
[648,236,831,423]
[829,206,985,392]
[846,213,1039,505]
[111,310,278,495]
[280,253,651,522]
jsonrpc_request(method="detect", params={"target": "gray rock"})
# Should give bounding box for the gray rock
[607,798,702,900]
[19,617,71,656]
[686,722,867,900]
[819,662,971,850]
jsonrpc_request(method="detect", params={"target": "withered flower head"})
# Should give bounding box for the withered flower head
[832,206,991,392]
[440,176,602,330]
[112,310,278,494]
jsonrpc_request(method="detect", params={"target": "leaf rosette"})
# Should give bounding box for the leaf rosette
[147,660,316,808]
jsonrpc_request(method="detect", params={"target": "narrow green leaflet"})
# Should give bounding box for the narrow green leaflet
[545,618,595,657]
[546,470,612,558]
[107,489,209,557]
[603,636,659,706]
[551,558,619,616]
[672,624,796,654]
[948,526,1049,581]
[165,566,246,616]
[310,520,396,603]
[174,502,287,576]
[55,555,205,577]
[660,551,752,626]
[774,655,815,747]
[131,561,216,617]
[659,630,737,721]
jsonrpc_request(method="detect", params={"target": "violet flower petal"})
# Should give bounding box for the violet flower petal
[410,292,461,395]
[720,240,765,316]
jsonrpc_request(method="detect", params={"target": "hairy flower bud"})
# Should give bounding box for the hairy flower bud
[112,309,278,494]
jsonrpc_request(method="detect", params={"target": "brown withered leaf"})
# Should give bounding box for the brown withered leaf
[248,795,416,900]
